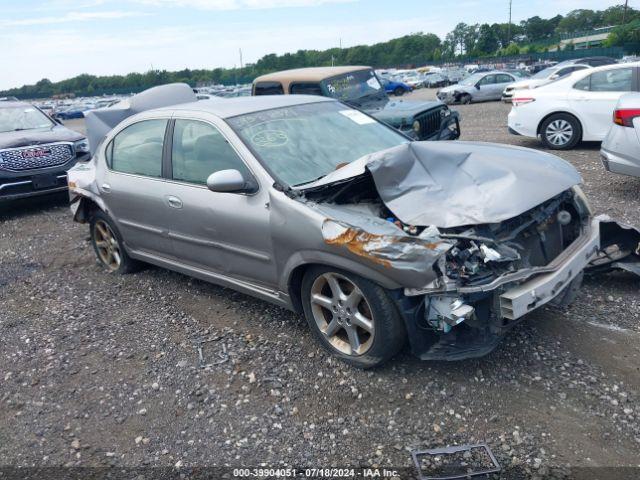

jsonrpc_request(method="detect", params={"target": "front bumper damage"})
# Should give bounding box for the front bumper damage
[395,216,639,361]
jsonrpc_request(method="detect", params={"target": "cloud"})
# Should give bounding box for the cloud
[133,0,355,10]
[1,10,150,27]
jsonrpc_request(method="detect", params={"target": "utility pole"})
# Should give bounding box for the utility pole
[623,0,629,24]
[507,0,512,45]
[239,48,243,69]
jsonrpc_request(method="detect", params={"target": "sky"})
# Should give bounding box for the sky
[0,0,630,90]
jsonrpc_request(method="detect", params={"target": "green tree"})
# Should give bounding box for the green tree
[605,19,640,46]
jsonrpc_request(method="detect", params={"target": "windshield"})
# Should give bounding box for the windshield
[458,73,485,86]
[0,106,54,133]
[320,69,383,101]
[227,101,408,186]
[532,67,558,79]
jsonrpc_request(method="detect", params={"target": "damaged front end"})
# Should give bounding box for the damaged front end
[299,142,640,361]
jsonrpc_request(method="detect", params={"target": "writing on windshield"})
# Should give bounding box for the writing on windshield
[322,70,382,101]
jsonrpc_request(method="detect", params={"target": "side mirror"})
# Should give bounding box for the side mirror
[206,169,257,194]
[475,83,481,89]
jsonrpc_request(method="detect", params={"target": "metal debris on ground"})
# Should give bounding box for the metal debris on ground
[411,443,501,480]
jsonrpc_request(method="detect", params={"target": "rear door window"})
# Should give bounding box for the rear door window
[574,68,633,92]
[290,83,323,96]
[496,74,514,83]
[254,82,284,95]
[109,119,167,177]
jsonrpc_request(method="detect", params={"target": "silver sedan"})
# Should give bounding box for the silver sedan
[601,92,640,177]
[68,93,640,368]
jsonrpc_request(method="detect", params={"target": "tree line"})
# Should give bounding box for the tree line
[2,5,639,99]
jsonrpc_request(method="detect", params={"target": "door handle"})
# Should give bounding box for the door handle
[101,183,111,193]
[167,196,183,209]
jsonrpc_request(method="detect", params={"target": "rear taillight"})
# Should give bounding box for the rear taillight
[512,97,535,106]
[613,108,640,127]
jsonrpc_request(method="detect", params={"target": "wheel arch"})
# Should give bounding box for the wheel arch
[283,253,403,314]
[72,195,106,224]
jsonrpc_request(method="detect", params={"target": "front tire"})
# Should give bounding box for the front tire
[460,93,472,104]
[540,113,582,150]
[301,266,406,368]
[90,211,140,274]
[394,87,405,97]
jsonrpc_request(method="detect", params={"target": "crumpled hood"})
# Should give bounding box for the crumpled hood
[0,125,84,149]
[303,141,582,228]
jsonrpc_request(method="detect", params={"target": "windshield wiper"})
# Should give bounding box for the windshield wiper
[293,174,328,188]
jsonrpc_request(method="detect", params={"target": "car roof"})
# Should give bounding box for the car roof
[476,71,514,75]
[0,101,32,109]
[587,61,640,72]
[254,66,371,84]
[154,94,335,118]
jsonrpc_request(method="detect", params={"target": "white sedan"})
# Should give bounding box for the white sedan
[601,92,640,177]
[502,64,590,102]
[508,62,640,150]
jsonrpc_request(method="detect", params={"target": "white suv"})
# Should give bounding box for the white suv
[508,62,639,150]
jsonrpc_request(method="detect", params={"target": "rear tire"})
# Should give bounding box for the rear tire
[540,113,582,150]
[301,266,406,368]
[90,211,141,274]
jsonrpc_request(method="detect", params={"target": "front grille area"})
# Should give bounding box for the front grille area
[416,107,446,139]
[0,143,74,172]
[443,191,583,287]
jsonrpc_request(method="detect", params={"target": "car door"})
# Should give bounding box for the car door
[101,118,174,257]
[494,74,516,100]
[569,67,637,140]
[475,74,496,100]
[162,117,277,287]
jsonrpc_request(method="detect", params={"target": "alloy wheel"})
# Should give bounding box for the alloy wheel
[545,119,574,146]
[309,272,375,356]
[94,220,121,271]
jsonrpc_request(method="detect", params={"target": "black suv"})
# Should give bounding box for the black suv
[0,101,89,201]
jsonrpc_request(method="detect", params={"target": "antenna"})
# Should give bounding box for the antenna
[507,0,512,45]
[623,0,629,23]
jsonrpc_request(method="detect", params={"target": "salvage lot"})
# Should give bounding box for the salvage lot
[1,93,639,477]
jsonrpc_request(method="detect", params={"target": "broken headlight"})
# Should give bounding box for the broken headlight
[571,185,592,217]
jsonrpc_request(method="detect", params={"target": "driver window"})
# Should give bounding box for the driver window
[171,119,251,185]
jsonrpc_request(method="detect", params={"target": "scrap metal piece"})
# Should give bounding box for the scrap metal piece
[84,83,196,154]
[588,216,640,277]
[411,443,501,480]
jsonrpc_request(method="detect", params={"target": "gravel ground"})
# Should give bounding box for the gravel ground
[1,95,639,479]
